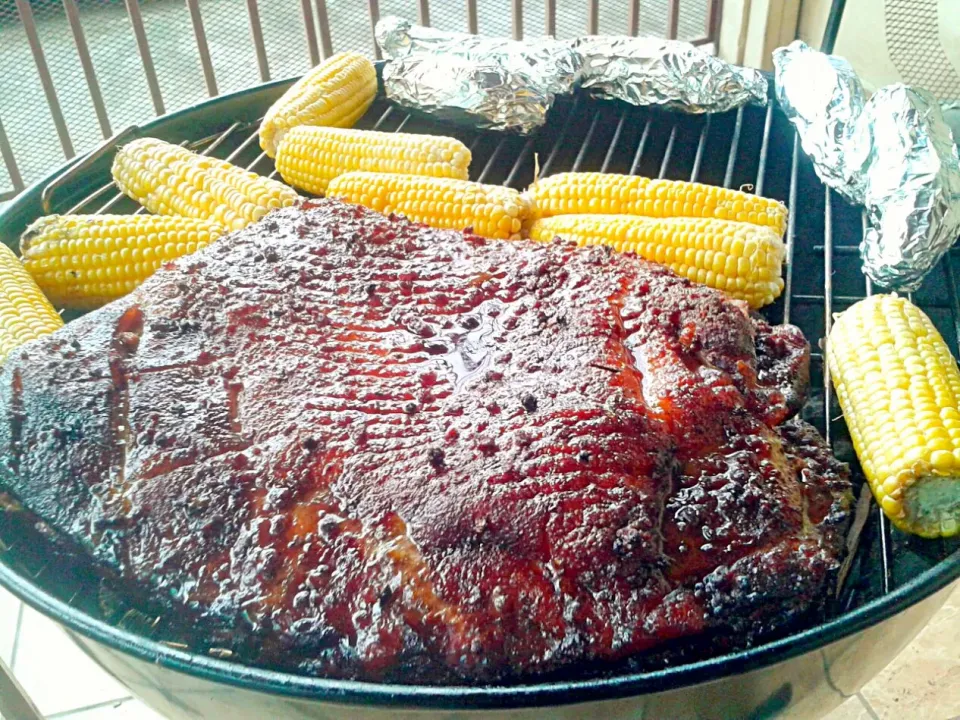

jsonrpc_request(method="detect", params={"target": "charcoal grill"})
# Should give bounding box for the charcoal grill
[0,73,958,720]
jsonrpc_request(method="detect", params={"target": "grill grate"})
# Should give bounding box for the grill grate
[29,90,960,618]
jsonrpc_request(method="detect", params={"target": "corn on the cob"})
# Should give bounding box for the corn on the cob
[274,126,471,196]
[0,244,63,362]
[20,214,226,311]
[327,172,532,241]
[526,172,789,238]
[112,138,300,231]
[827,294,960,538]
[259,52,378,158]
[528,214,784,308]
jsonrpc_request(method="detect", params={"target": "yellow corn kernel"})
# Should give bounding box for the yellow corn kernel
[827,294,960,538]
[260,52,378,158]
[0,244,63,362]
[112,138,300,231]
[20,214,226,311]
[527,214,784,308]
[274,126,471,196]
[525,172,788,238]
[327,172,532,241]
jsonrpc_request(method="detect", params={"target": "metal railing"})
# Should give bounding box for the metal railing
[0,0,721,202]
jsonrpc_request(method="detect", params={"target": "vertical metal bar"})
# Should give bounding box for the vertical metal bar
[628,0,639,35]
[878,488,895,593]
[314,0,334,59]
[198,122,241,156]
[723,106,744,188]
[245,150,270,173]
[666,0,680,40]
[512,0,523,40]
[601,111,629,173]
[371,106,394,130]
[478,138,509,183]
[467,0,478,33]
[540,96,582,176]
[223,125,263,164]
[0,118,25,194]
[860,214,895,595]
[369,0,382,59]
[67,181,116,214]
[62,0,112,138]
[300,0,320,66]
[627,0,640,37]
[823,187,835,445]
[124,0,165,115]
[588,0,599,34]
[371,106,395,131]
[418,0,431,26]
[546,0,556,36]
[247,0,271,81]
[658,125,677,180]
[755,103,774,196]
[629,116,653,175]
[16,0,75,158]
[571,112,602,172]
[706,0,722,43]
[395,114,412,132]
[820,0,848,53]
[782,134,800,324]
[186,0,219,97]
[505,139,535,187]
[689,115,711,182]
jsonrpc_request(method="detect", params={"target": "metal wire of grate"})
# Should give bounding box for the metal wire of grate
[0,0,716,202]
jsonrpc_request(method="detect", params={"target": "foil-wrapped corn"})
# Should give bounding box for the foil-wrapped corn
[774,40,960,291]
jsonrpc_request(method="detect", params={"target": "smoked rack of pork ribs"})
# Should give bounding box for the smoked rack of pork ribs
[0,199,852,684]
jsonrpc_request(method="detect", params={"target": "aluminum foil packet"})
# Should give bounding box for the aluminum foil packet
[380,53,554,133]
[376,16,581,133]
[772,40,866,202]
[856,86,960,289]
[774,40,960,291]
[572,35,768,113]
[377,16,581,96]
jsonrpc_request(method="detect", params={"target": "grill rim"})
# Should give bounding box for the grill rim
[0,534,957,708]
[0,78,958,709]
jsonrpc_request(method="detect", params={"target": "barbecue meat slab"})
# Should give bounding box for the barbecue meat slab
[0,199,852,683]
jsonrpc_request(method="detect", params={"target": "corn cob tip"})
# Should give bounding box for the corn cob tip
[19,214,227,311]
[899,475,960,537]
[828,293,960,538]
[0,243,64,363]
[21,214,61,251]
[260,51,378,158]
[112,137,300,230]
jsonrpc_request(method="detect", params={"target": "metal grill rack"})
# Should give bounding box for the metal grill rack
[15,88,960,639]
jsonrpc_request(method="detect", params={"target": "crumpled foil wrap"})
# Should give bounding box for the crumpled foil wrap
[572,35,768,113]
[376,16,580,132]
[377,16,581,95]
[774,40,960,291]
[772,40,866,202]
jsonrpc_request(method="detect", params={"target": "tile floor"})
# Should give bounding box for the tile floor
[0,582,958,719]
